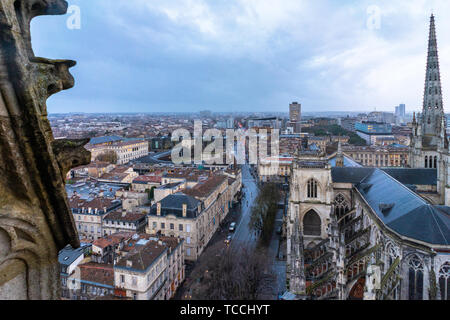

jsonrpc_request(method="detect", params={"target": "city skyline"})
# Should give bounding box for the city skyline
[32,1,450,114]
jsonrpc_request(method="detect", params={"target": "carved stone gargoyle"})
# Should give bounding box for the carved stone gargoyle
[0,0,90,299]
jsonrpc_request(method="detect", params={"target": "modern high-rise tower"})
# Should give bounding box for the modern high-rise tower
[289,102,302,133]
[410,14,450,205]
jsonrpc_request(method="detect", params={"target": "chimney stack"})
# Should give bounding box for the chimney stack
[157,202,161,216]
[182,203,187,217]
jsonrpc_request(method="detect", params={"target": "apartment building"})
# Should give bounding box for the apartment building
[343,145,409,167]
[102,210,147,235]
[258,155,293,183]
[114,240,169,300]
[132,175,162,192]
[87,139,149,165]
[146,175,230,261]
[69,196,122,240]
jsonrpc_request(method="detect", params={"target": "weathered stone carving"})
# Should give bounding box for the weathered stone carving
[0,0,90,299]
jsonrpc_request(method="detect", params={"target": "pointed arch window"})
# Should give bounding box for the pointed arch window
[307,179,318,198]
[303,210,322,236]
[385,243,399,271]
[334,194,350,220]
[408,255,424,300]
[425,156,428,168]
[439,262,450,300]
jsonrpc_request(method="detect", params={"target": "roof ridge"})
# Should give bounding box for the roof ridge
[428,206,449,245]
[376,169,427,204]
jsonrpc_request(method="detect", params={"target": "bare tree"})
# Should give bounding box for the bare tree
[190,244,275,300]
[249,183,281,246]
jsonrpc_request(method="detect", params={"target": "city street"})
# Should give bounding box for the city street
[230,164,259,249]
[175,164,286,300]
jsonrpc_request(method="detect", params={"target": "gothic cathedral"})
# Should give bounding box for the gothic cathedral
[410,14,450,205]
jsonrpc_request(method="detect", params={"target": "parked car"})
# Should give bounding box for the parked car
[229,222,236,232]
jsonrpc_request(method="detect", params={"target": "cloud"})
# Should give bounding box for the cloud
[30,0,450,113]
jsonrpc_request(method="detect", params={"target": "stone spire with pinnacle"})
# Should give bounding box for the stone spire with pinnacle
[422,14,445,138]
[336,138,344,167]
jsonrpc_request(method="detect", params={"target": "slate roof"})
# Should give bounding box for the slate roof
[356,169,450,245]
[58,245,84,266]
[381,168,437,186]
[331,167,438,187]
[148,193,201,218]
[89,136,123,145]
[331,167,374,184]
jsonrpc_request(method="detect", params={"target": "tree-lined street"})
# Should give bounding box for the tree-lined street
[175,164,286,300]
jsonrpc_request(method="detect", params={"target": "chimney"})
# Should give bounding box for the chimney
[182,203,187,217]
[157,202,161,216]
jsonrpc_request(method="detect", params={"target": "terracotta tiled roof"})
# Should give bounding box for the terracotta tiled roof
[182,175,227,199]
[133,175,162,184]
[115,241,167,272]
[103,210,146,222]
[79,263,114,286]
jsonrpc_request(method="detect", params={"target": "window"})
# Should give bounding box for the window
[425,156,428,168]
[170,223,174,230]
[385,243,399,271]
[186,248,191,256]
[303,210,321,236]
[153,222,157,229]
[408,255,424,300]
[186,237,191,244]
[186,224,191,233]
[161,223,165,229]
[132,277,137,287]
[120,275,125,283]
[439,262,450,300]
[179,224,183,231]
[307,179,318,198]
[334,194,350,220]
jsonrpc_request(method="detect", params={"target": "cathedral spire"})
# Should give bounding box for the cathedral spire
[422,14,445,136]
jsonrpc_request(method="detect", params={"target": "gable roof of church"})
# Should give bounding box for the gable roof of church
[356,169,450,245]
[331,167,438,186]
[380,168,437,186]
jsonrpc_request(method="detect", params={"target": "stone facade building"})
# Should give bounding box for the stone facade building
[410,15,450,206]
[114,240,169,300]
[286,149,450,300]
[146,175,234,261]
[343,145,409,167]
[69,196,122,241]
[286,16,450,300]
[87,140,149,165]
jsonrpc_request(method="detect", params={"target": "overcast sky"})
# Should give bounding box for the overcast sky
[31,0,450,114]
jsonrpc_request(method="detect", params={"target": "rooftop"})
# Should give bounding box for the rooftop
[115,241,167,272]
[356,169,450,245]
